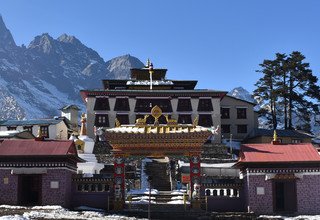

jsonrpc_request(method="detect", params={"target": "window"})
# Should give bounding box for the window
[7,126,16,131]
[134,99,172,112]
[23,126,33,133]
[237,108,247,119]
[221,124,231,133]
[178,114,192,124]
[237,124,247,134]
[94,98,110,111]
[94,114,109,127]
[292,139,302,144]
[114,98,130,111]
[116,114,129,125]
[40,126,49,138]
[197,98,213,111]
[198,114,213,127]
[177,99,192,112]
[221,108,230,119]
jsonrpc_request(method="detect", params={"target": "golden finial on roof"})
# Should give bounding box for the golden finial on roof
[149,62,154,74]
[273,130,278,142]
[193,116,199,127]
[37,127,43,138]
[115,118,121,127]
[145,58,151,68]
[80,113,87,136]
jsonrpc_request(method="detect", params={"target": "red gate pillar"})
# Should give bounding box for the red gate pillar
[113,155,125,210]
[189,153,201,209]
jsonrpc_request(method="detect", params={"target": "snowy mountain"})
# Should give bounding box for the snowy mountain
[0,16,144,119]
[227,87,256,104]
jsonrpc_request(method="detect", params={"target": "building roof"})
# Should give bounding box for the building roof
[0,139,78,156]
[0,118,64,127]
[238,143,320,164]
[80,89,227,102]
[245,129,313,140]
[0,130,35,139]
[59,105,80,111]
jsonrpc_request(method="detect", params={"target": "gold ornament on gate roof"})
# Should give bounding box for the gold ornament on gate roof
[115,118,121,127]
[151,105,162,126]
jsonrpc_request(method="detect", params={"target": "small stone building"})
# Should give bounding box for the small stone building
[0,139,83,207]
[236,142,320,215]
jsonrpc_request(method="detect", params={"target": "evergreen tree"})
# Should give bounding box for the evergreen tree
[254,59,279,129]
[254,51,320,132]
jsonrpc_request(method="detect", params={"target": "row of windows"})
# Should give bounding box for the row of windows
[94,114,214,127]
[76,183,111,192]
[205,188,239,197]
[7,125,49,137]
[94,98,214,112]
[221,124,247,134]
[221,107,247,119]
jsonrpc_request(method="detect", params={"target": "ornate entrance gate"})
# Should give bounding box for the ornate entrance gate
[105,106,215,210]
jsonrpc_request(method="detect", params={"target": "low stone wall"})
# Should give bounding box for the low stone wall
[206,196,245,212]
[71,191,111,210]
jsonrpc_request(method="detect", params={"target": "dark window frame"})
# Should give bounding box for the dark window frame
[23,126,33,133]
[198,114,213,127]
[237,124,247,134]
[114,98,130,111]
[221,108,230,119]
[134,99,173,113]
[178,114,192,124]
[197,98,213,112]
[116,114,130,125]
[95,114,109,127]
[177,98,192,112]
[7,126,17,131]
[40,125,49,138]
[94,98,110,111]
[237,108,247,119]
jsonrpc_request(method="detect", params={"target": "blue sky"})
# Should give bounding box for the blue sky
[0,0,319,93]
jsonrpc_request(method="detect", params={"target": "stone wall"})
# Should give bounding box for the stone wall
[0,169,18,205]
[41,169,75,207]
[246,174,273,214]
[296,175,320,214]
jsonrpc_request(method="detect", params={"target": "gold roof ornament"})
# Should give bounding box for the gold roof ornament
[273,130,278,142]
[37,127,43,138]
[80,113,87,136]
[149,62,154,75]
[135,115,149,126]
[151,105,162,126]
[165,115,177,126]
[115,118,121,127]
[193,116,199,127]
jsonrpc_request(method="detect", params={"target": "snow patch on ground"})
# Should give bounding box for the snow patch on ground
[127,188,159,195]
[0,205,144,219]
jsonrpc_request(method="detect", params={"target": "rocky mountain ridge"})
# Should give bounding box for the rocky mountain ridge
[0,16,144,119]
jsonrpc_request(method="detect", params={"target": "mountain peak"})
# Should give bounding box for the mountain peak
[28,33,56,53]
[106,54,145,79]
[0,15,17,50]
[57,34,82,45]
[228,87,257,104]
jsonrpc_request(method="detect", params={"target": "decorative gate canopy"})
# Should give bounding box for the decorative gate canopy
[105,106,214,156]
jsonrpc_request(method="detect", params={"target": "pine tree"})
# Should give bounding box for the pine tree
[254,59,279,129]
[254,51,320,132]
